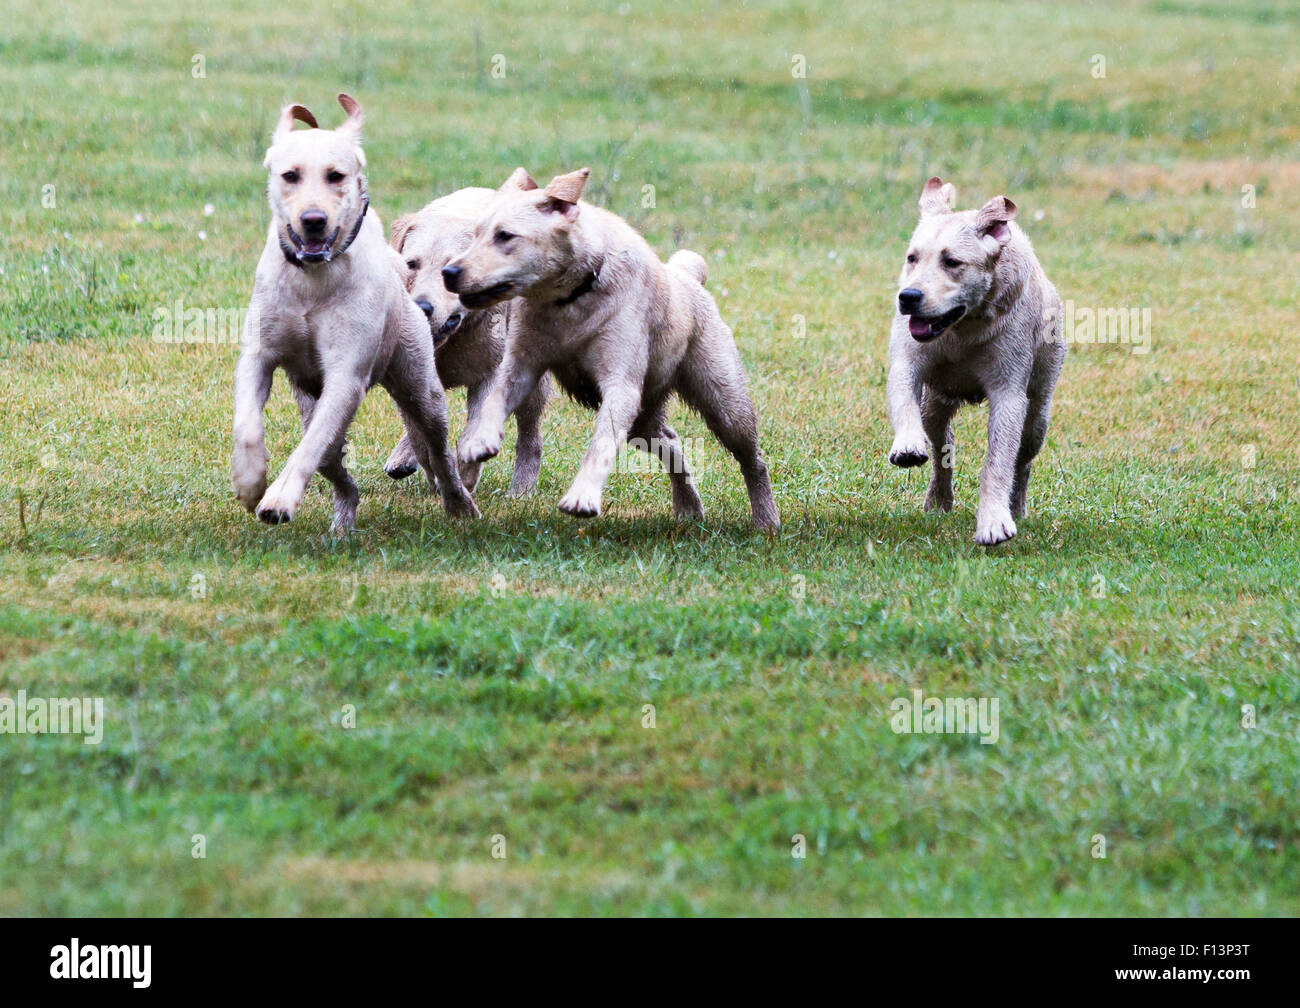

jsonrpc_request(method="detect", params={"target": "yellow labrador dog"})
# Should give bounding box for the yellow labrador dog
[886,177,1065,545]
[383,187,550,496]
[232,94,477,531]
[446,167,780,531]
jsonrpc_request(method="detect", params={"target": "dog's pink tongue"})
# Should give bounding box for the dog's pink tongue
[908,317,930,337]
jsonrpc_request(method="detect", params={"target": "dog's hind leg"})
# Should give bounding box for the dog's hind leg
[629,404,703,521]
[920,388,959,514]
[676,328,779,531]
[506,374,548,497]
[292,383,360,533]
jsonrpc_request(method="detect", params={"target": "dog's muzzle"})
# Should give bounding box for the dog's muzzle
[279,190,369,269]
[286,222,342,263]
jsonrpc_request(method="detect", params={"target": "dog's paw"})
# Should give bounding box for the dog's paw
[255,485,299,526]
[458,461,482,496]
[233,466,268,513]
[442,490,481,520]
[458,429,502,466]
[257,504,294,525]
[558,484,602,519]
[330,489,360,534]
[384,437,419,480]
[673,490,705,522]
[889,436,928,468]
[923,483,954,513]
[974,507,1017,546]
[232,442,269,511]
[234,479,267,514]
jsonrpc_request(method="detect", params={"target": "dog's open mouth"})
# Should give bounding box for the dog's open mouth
[432,312,464,350]
[905,305,965,342]
[459,283,513,310]
[286,224,341,263]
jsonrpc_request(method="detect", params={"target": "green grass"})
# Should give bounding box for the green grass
[1,0,1298,915]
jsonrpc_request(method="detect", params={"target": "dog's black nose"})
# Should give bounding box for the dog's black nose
[898,288,924,313]
[415,299,434,318]
[441,264,462,292]
[300,210,329,235]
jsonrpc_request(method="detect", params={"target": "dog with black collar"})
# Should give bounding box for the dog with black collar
[446,167,780,530]
[232,94,478,531]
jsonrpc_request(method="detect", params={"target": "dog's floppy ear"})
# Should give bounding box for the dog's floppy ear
[918,176,956,217]
[500,167,539,193]
[390,214,417,253]
[542,167,590,218]
[269,103,318,147]
[974,195,1017,255]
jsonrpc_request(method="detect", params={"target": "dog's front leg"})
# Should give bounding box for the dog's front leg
[974,389,1028,546]
[232,344,274,513]
[506,374,548,497]
[455,380,491,494]
[558,380,641,519]
[255,374,367,525]
[459,354,540,466]
[383,425,420,481]
[886,328,929,467]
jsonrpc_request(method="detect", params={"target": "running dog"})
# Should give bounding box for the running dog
[886,177,1064,545]
[232,94,477,531]
[446,167,780,530]
[384,187,549,496]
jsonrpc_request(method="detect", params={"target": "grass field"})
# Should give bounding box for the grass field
[1,0,1298,915]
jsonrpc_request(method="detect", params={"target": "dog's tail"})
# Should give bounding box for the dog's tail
[668,249,708,287]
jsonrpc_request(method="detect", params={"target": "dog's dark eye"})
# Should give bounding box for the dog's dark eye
[327,170,346,184]
[906,252,918,264]
[406,259,420,271]
[942,254,963,269]
[281,170,300,184]
[494,230,516,244]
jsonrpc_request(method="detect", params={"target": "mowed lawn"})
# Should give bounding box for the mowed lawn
[1,0,1298,915]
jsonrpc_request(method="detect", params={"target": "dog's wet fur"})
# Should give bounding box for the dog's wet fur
[383,188,549,495]
[886,176,1065,546]
[446,166,779,529]
[232,94,477,532]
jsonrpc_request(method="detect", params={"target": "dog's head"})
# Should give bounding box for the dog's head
[441,166,591,309]
[896,177,1018,342]
[391,189,497,348]
[263,94,368,265]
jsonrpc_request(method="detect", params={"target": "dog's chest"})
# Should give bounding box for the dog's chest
[920,356,989,404]
[260,308,357,397]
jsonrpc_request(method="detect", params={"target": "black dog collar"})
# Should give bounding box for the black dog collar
[555,270,598,307]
